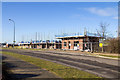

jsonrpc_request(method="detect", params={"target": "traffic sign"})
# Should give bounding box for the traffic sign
[99,43,103,47]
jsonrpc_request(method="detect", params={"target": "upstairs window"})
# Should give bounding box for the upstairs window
[74,41,79,46]
[64,42,67,47]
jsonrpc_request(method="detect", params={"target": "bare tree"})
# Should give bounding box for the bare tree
[97,22,109,39]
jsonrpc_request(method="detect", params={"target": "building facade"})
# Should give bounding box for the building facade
[55,32,102,51]
[19,40,62,49]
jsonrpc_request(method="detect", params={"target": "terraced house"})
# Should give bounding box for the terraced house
[19,40,62,49]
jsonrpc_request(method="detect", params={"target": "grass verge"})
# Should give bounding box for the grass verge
[1,51,102,79]
[99,55,120,58]
[2,47,52,51]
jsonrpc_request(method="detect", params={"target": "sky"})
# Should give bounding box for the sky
[2,2,118,43]
[1,0,120,2]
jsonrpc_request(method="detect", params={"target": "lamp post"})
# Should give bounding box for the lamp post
[9,19,15,48]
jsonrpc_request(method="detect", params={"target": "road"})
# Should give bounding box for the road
[2,49,120,79]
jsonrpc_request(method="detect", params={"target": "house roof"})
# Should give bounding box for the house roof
[55,33,102,39]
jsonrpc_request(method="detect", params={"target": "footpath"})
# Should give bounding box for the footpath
[2,54,61,80]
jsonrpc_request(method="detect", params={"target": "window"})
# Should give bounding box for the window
[74,41,79,46]
[64,42,67,47]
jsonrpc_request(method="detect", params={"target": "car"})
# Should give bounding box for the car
[84,49,90,52]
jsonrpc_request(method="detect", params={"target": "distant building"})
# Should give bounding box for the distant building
[0,43,7,48]
[0,43,19,48]
[19,40,62,49]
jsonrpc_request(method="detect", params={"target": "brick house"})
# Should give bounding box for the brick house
[55,32,102,51]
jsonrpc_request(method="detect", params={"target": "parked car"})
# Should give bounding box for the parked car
[84,49,90,52]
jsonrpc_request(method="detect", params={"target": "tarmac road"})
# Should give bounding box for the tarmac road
[2,49,120,79]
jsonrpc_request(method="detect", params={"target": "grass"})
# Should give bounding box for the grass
[2,47,52,51]
[3,47,119,59]
[1,51,102,79]
[99,54,120,58]
[23,48,50,51]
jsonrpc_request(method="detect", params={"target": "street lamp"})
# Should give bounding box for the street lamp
[9,19,15,48]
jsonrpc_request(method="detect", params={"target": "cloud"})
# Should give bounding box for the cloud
[71,14,95,20]
[113,16,118,19]
[112,16,120,19]
[84,7,117,17]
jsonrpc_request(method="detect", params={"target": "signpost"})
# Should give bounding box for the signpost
[99,43,103,48]
[99,43,103,52]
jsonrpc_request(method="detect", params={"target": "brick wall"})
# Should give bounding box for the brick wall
[62,39,83,50]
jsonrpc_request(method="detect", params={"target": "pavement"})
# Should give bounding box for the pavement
[2,49,120,79]
[2,54,61,80]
